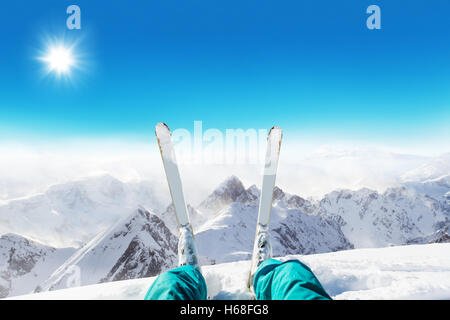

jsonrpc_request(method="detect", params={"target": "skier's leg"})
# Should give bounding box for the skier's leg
[153,123,204,300]
[144,265,207,300]
[252,258,331,300]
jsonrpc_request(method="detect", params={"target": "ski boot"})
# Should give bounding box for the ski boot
[178,223,201,271]
[248,223,273,294]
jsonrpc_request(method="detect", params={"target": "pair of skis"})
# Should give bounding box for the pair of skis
[155,123,282,292]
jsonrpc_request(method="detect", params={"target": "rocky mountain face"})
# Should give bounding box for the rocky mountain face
[318,176,449,247]
[37,208,177,292]
[194,176,353,264]
[407,226,450,244]
[0,234,75,298]
[193,174,449,263]
[198,175,249,212]
[160,203,204,236]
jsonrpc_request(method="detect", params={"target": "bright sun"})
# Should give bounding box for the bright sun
[41,45,75,75]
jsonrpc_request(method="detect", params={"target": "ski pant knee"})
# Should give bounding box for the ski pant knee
[253,259,331,300]
[144,265,207,300]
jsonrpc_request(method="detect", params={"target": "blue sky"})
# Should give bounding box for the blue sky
[0,0,449,152]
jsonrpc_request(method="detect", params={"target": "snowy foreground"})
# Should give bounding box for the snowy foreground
[9,243,450,300]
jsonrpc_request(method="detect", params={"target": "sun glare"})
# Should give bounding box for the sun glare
[40,44,76,76]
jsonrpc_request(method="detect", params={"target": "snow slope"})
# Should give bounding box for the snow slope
[37,208,177,292]
[9,243,450,300]
[0,234,75,298]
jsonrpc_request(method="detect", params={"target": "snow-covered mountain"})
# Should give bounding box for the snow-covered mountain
[407,226,450,244]
[194,174,448,262]
[9,243,450,300]
[194,176,353,264]
[160,203,204,236]
[401,153,450,182]
[404,175,450,203]
[1,150,449,298]
[198,176,250,213]
[0,175,169,248]
[0,234,75,298]
[280,146,430,198]
[37,207,177,292]
[317,183,449,248]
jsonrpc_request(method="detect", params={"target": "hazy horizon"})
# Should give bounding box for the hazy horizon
[0,138,447,205]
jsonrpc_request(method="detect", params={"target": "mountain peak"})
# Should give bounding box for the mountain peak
[37,207,178,292]
[199,176,246,211]
[199,177,294,212]
[1,233,27,243]
[273,186,285,201]
[216,176,245,194]
[0,233,52,250]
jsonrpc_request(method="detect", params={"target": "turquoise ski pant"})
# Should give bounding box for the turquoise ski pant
[144,259,331,300]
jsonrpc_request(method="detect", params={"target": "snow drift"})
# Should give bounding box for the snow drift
[9,243,450,300]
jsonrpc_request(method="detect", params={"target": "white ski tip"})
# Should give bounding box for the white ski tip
[155,122,170,135]
[155,122,172,145]
[269,125,280,131]
[268,126,282,140]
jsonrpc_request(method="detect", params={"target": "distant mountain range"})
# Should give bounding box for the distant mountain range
[0,152,449,298]
[0,175,169,247]
[194,176,352,264]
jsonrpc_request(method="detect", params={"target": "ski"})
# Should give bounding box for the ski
[248,126,283,292]
[155,122,200,269]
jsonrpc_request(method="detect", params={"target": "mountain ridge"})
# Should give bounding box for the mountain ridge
[36,207,177,292]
